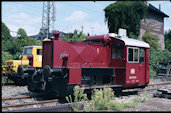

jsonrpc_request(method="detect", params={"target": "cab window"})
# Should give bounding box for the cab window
[112,44,124,59]
[128,47,139,63]
[140,48,145,63]
[37,49,42,55]
[24,48,32,55]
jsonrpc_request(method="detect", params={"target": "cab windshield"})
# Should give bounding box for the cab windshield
[23,47,32,55]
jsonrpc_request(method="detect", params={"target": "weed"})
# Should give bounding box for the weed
[66,86,135,111]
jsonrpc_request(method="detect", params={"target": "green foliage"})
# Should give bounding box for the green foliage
[90,88,115,110]
[104,1,148,39]
[133,90,148,103]
[66,86,134,111]
[17,28,28,39]
[2,51,13,65]
[142,30,161,50]
[149,49,171,78]
[165,30,171,52]
[61,30,88,41]
[1,22,12,41]
[1,22,42,65]
[65,86,88,111]
[142,30,170,78]
[85,87,133,111]
[107,101,133,111]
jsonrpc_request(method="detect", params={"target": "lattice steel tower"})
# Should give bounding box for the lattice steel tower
[40,1,56,39]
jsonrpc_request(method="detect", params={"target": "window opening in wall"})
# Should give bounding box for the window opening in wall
[140,48,145,63]
[128,47,139,63]
[112,44,124,59]
[24,48,32,55]
[37,49,42,55]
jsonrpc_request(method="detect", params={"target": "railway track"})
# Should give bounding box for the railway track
[148,81,171,86]
[2,95,59,111]
[2,83,16,87]
[2,81,171,112]
[114,81,171,97]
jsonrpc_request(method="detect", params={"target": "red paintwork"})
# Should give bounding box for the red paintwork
[69,68,81,84]
[42,34,149,87]
[27,54,33,67]
[53,30,60,36]
[52,41,109,68]
[87,34,111,43]
[145,49,150,84]
[125,46,149,86]
[42,41,53,67]
[27,54,33,59]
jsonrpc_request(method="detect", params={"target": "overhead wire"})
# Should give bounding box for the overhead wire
[55,2,108,33]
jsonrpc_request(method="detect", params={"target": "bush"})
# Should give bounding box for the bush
[65,86,88,111]
[2,51,13,65]
[165,30,171,52]
[89,88,115,110]
[142,30,161,50]
[66,86,134,111]
[149,49,171,78]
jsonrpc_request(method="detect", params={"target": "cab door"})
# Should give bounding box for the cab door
[126,47,145,85]
[139,48,146,84]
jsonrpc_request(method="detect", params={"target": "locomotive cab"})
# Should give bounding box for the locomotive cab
[22,46,42,67]
[109,29,150,87]
[4,46,42,86]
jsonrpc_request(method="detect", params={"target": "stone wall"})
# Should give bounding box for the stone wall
[140,11,165,50]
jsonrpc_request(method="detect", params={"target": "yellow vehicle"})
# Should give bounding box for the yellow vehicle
[4,46,42,85]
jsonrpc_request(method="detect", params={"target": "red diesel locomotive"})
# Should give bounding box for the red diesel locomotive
[27,28,150,98]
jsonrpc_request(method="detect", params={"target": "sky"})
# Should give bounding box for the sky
[2,1,171,37]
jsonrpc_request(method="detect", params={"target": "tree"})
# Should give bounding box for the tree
[104,1,148,39]
[165,30,171,52]
[2,51,13,65]
[17,28,28,39]
[142,30,161,50]
[62,30,88,41]
[1,22,13,51]
[1,22,12,41]
[1,22,42,64]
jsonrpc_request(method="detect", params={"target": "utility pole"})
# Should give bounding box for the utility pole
[81,26,83,33]
[41,1,56,39]
[91,26,94,35]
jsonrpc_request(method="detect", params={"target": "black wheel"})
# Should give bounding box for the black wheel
[43,65,51,79]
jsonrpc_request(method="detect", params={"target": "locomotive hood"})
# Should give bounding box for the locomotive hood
[87,28,150,48]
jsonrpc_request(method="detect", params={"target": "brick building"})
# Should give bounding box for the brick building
[140,2,169,50]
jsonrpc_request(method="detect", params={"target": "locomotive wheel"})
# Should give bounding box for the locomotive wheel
[43,65,51,80]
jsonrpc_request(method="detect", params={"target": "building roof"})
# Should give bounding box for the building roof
[149,3,169,17]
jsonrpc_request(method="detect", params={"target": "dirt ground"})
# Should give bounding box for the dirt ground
[121,97,171,111]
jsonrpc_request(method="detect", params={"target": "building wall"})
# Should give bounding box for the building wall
[140,7,165,50]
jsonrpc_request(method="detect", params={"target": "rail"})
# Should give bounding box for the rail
[2,81,171,112]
